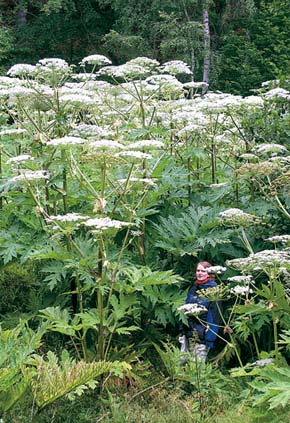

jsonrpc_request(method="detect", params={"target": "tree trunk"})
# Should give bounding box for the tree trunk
[15,1,27,28]
[202,8,210,94]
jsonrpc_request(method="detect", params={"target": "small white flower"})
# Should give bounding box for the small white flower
[7,64,37,77]
[261,80,280,87]
[206,266,227,274]
[7,86,35,98]
[82,217,130,231]
[178,303,207,316]
[227,249,290,271]
[127,57,159,69]
[46,136,86,146]
[253,358,274,367]
[71,73,96,81]
[130,230,143,236]
[264,87,290,100]
[117,177,156,186]
[239,153,259,161]
[159,60,192,75]
[89,140,124,149]
[115,151,152,159]
[265,235,290,244]
[46,213,90,223]
[99,63,148,79]
[7,154,34,164]
[80,54,112,66]
[219,208,261,225]
[126,140,164,150]
[230,285,253,296]
[227,275,253,283]
[11,170,50,182]
[36,58,70,72]
[209,183,228,188]
[253,143,288,156]
[70,124,111,138]
[0,128,27,136]
[241,96,264,107]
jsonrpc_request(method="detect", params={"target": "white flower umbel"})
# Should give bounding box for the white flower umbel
[71,73,96,81]
[7,154,34,164]
[264,87,290,100]
[239,153,259,161]
[261,80,280,88]
[7,86,35,98]
[126,57,159,70]
[46,136,87,147]
[230,285,253,296]
[252,358,274,367]
[89,140,125,150]
[115,151,152,160]
[99,63,148,80]
[80,54,112,66]
[36,58,70,72]
[7,64,37,77]
[178,303,207,316]
[241,96,264,107]
[126,140,164,150]
[219,208,261,226]
[11,170,50,182]
[82,217,131,231]
[206,266,227,275]
[265,235,290,244]
[159,60,192,75]
[59,93,96,106]
[70,124,111,139]
[253,143,288,156]
[117,177,156,186]
[46,213,90,223]
[227,249,290,271]
[0,128,27,136]
[227,275,253,283]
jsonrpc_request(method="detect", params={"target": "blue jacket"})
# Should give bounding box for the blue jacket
[184,280,220,348]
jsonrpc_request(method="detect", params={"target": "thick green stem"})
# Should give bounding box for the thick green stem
[97,247,104,360]
[61,149,68,213]
[215,302,243,367]
[0,149,2,210]
[272,312,279,362]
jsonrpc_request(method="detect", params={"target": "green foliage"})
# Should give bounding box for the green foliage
[0,262,37,316]
[153,205,229,257]
[29,350,129,410]
[250,365,290,410]
[0,322,46,412]
[0,19,13,73]
[102,30,152,64]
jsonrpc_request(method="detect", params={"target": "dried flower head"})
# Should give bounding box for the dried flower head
[198,284,230,301]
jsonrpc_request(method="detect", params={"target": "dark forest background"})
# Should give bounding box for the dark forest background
[0,0,289,95]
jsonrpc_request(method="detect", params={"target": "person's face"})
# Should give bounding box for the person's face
[196,264,209,282]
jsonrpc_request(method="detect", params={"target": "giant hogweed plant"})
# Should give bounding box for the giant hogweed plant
[0,57,185,361]
[0,55,289,374]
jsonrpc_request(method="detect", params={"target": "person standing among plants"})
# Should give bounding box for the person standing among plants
[179,261,221,361]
